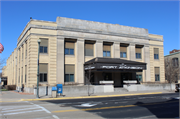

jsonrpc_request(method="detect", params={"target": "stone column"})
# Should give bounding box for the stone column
[56,36,64,84]
[112,42,120,58]
[75,38,84,85]
[144,45,151,82]
[95,40,103,57]
[128,43,136,61]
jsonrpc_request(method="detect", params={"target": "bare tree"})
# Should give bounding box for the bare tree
[165,58,180,90]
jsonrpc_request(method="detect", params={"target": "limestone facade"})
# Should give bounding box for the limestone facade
[2,17,165,88]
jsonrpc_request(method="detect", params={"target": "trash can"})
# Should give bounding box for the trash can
[52,87,57,98]
[57,84,63,96]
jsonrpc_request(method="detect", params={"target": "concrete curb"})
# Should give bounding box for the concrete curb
[20,92,163,102]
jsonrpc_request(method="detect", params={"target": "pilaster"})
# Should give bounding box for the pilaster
[75,38,84,84]
[56,36,64,84]
[95,40,103,57]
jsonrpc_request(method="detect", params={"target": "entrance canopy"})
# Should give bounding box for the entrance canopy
[84,57,146,72]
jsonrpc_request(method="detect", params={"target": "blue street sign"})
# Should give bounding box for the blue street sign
[57,84,63,94]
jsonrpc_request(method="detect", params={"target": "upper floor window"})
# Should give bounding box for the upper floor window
[154,48,159,59]
[120,44,127,58]
[25,41,27,57]
[40,39,48,53]
[65,42,74,55]
[172,58,179,67]
[136,48,141,59]
[155,67,160,81]
[103,45,111,57]
[120,52,127,58]
[85,43,94,56]
[22,46,24,60]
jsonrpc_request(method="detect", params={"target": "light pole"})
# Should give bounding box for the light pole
[37,39,41,98]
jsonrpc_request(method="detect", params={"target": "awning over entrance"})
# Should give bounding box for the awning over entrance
[84,57,146,71]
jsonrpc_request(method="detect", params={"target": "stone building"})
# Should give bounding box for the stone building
[2,17,165,92]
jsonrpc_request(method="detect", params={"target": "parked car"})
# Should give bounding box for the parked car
[175,83,180,92]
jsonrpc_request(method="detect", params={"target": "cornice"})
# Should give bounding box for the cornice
[17,24,163,46]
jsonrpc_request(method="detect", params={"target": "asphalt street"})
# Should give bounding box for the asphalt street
[0,92,179,119]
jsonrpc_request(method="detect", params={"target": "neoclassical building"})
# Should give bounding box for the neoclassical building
[3,17,165,91]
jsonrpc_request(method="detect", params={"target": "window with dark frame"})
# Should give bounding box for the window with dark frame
[120,45,127,58]
[155,67,160,81]
[172,58,179,67]
[154,48,159,59]
[39,63,48,82]
[65,65,75,82]
[25,65,27,83]
[120,52,127,58]
[65,42,74,55]
[85,43,94,56]
[103,45,111,57]
[136,53,141,59]
[22,46,24,60]
[21,67,23,83]
[136,74,142,82]
[40,39,48,54]
[25,41,27,58]
[136,48,141,59]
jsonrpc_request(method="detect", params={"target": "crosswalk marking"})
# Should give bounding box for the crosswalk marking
[3,109,43,115]
[2,107,40,113]
[0,102,59,119]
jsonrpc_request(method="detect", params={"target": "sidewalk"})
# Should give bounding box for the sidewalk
[0,89,176,102]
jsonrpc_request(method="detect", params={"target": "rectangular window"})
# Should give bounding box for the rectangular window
[154,48,159,59]
[120,47,127,58]
[120,52,127,58]
[19,68,20,83]
[39,63,48,82]
[155,67,160,81]
[85,44,94,56]
[40,39,48,53]
[136,48,141,59]
[21,67,23,83]
[22,46,24,60]
[25,41,27,57]
[25,65,27,83]
[65,42,74,55]
[65,65,75,82]
[103,45,111,57]
[136,72,142,82]
[136,53,141,59]
[172,58,179,67]
[19,49,20,60]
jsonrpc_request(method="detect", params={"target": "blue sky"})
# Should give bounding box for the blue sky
[0,1,179,62]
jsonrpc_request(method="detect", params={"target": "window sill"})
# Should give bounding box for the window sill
[65,55,75,57]
[120,57,127,59]
[40,53,48,56]
[154,59,159,61]
[85,56,94,57]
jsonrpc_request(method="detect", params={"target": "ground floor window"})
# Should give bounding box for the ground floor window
[65,65,75,82]
[39,63,48,82]
[136,74,142,82]
[40,73,47,82]
[155,67,160,81]
[65,74,74,82]
[155,74,160,81]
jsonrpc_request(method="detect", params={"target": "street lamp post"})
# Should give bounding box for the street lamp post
[37,39,41,98]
